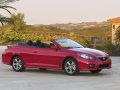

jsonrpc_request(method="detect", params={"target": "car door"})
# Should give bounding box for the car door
[19,46,37,67]
[32,46,65,69]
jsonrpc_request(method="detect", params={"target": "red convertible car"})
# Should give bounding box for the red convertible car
[2,38,111,75]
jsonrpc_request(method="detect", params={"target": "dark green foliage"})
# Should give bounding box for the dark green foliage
[115,28,120,55]
[0,15,10,26]
[104,43,114,51]
[83,40,92,48]
[0,0,18,26]
[116,28,120,44]
[8,13,26,31]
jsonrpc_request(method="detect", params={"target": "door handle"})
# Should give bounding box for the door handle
[34,51,37,53]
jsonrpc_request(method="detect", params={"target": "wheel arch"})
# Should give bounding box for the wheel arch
[10,54,21,65]
[62,56,77,70]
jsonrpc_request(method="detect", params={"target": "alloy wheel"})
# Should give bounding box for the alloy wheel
[64,58,79,75]
[12,56,25,72]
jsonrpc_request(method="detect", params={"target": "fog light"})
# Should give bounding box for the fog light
[89,64,95,68]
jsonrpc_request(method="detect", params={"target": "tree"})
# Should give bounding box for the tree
[115,27,120,52]
[8,13,26,31]
[0,15,9,26]
[0,0,19,5]
[0,6,16,26]
[0,0,19,26]
[116,28,120,44]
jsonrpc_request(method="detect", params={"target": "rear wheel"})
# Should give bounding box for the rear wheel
[64,58,79,75]
[90,69,102,74]
[12,56,25,72]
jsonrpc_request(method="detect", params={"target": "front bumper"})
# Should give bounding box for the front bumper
[78,58,112,71]
[87,63,111,70]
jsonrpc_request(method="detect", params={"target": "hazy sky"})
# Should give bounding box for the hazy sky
[6,0,120,25]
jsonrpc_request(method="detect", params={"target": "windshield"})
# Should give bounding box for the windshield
[55,38,84,49]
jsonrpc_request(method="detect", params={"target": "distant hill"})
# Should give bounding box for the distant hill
[36,21,111,30]
[50,22,111,30]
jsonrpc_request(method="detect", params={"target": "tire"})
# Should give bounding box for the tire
[64,58,79,75]
[90,69,102,74]
[12,56,25,72]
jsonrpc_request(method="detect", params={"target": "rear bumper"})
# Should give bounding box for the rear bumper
[2,53,11,65]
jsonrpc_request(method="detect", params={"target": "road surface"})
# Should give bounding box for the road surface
[0,46,120,90]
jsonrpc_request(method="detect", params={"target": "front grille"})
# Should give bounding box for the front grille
[99,64,110,68]
[98,57,108,61]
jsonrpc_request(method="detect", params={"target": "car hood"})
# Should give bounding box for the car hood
[69,48,106,57]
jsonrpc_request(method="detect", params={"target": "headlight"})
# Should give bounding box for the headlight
[77,53,95,60]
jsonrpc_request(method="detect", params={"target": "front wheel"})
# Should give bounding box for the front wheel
[90,69,102,74]
[12,56,25,72]
[64,58,79,75]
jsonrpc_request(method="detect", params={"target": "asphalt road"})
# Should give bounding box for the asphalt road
[0,46,120,90]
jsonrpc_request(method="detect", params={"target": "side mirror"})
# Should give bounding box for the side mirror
[51,45,58,49]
